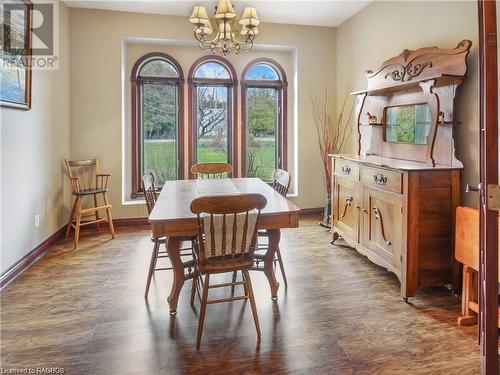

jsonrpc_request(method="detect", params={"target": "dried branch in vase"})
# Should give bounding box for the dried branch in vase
[311,87,354,197]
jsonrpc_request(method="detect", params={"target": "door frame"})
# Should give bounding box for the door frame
[477,1,498,374]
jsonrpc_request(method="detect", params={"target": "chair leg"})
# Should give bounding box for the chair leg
[276,247,288,287]
[103,192,115,239]
[196,273,210,350]
[66,197,78,239]
[243,269,261,340]
[145,241,160,299]
[74,198,83,249]
[190,269,198,307]
[230,271,237,296]
[93,194,100,232]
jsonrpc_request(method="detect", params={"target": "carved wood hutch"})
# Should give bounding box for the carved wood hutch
[330,40,472,300]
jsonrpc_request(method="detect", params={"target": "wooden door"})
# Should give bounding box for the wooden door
[333,177,361,243]
[362,187,404,277]
[477,1,498,374]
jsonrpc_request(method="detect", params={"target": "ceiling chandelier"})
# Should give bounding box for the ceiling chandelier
[189,0,260,56]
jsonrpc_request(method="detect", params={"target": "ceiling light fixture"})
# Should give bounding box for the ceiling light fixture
[189,0,260,56]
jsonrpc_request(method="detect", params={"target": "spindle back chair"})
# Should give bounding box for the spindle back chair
[190,193,267,349]
[272,169,291,196]
[191,162,232,179]
[253,169,292,286]
[142,172,158,215]
[64,158,115,249]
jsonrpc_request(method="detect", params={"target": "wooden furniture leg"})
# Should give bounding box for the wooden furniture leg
[66,197,78,239]
[276,247,288,286]
[264,229,281,300]
[458,265,478,326]
[94,194,100,232]
[144,241,160,298]
[196,273,210,350]
[166,236,183,314]
[243,269,261,339]
[103,192,115,238]
[74,197,83,249]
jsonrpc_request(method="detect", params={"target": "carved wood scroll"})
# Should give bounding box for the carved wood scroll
[365,40,471,91]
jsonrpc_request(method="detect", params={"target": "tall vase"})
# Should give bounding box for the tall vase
[319,198,331,228]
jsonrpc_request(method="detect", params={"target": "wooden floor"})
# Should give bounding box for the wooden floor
[1,218,480,374]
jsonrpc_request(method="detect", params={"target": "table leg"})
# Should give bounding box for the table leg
[166,236,183,315]
[265,229,281,300]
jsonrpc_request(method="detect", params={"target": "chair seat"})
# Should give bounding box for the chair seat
[73,188,108,196]
[198,254,254,274]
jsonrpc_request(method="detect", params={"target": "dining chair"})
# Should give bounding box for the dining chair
[254,169,291,286]
[142,173,195,298]
[64,158,115,249]
[191,162,232,179]
[190,193,267,349]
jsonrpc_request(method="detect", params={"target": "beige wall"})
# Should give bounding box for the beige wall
[69,8,336,219]
[336,0,479,206]
[0,3,71,274]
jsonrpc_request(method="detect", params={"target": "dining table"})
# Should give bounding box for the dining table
[148,177,300,314]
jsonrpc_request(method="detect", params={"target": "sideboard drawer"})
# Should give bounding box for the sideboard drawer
[334,159,360,181]
[362,166,402,194]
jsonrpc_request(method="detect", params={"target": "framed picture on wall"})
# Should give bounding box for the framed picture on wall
[0,0,32,110]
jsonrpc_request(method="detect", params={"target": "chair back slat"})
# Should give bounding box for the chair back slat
[272,169,291,197]
[65,158,98,193]
[141,173,158,215]
[191,163,232,179]
[191,194,267,262]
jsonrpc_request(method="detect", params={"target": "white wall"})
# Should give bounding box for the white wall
[0,2,71,274]
[336,0,479,206]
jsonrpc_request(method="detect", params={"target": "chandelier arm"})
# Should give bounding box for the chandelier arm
[193,29,220,45]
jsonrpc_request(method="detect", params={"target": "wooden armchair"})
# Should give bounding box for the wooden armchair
[65,158,115,249]
[191,162,232,179]
[190,193,267,349]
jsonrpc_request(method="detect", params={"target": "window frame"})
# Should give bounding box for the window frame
[131,52,185,196]
[241,58,288,178]
[188,55,238,178]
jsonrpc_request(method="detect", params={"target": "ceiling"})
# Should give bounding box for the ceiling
[64,0,372,27]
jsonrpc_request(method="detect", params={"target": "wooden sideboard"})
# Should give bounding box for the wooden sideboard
[331,154,461,300]
[331,40,471,300]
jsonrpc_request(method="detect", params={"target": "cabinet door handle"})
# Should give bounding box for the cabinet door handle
[372,206,391,245]
[341,165,352,175]
[373,173,388,185]
[339,195,353,218]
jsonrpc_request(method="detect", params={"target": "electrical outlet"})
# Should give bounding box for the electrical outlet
[34,214,40,228]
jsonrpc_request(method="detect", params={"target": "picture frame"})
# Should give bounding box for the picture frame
[0,0,32,110]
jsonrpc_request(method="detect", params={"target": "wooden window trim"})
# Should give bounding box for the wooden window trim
[131,52,185,196]
[241,58,288,177]
[188,55,238,178]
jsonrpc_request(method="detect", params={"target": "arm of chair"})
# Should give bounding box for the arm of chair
[70,177,81,193]
[96,173,111,189]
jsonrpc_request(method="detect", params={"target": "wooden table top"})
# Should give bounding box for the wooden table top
[149,178,300,238]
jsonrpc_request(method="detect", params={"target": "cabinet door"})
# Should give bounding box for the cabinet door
[362,187,403,276]
[334,177,361,243]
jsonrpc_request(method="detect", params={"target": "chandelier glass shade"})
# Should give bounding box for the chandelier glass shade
[189,0,260,56]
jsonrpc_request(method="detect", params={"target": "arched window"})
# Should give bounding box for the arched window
[188,56,238,176]
[241,58,287,181]
[131,53,184,195]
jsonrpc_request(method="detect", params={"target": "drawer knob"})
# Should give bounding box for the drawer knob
[373,173,388,185]
[341,165,352,174]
